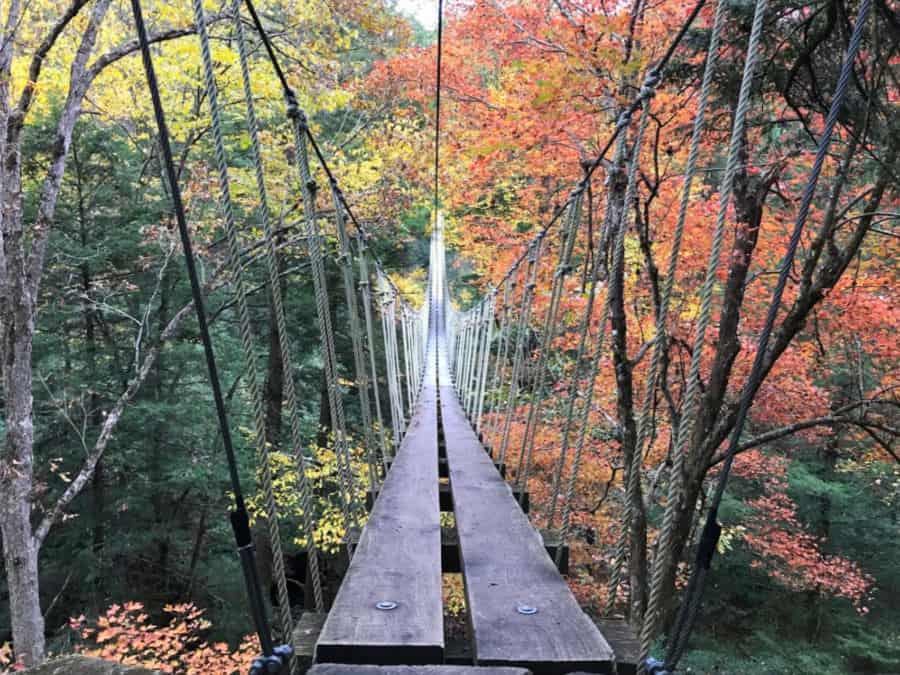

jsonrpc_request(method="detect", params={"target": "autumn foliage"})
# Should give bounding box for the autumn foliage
[68,603,257,674]
[357,0,899,635]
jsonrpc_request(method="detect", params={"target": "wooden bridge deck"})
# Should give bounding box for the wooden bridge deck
[435,333,613,673]
[316,305,443,664]
[309,232,624,674]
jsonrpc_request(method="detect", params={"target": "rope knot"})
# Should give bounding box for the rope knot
[288,102,307,128]
[640,69,661,100]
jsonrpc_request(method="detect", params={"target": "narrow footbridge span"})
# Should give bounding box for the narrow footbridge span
[308,222,621,674]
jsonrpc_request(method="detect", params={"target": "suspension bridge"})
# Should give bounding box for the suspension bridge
[122,0,876,671]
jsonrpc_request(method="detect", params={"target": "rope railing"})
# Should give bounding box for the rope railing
[136,3,430,670]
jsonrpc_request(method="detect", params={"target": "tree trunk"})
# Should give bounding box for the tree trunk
[609,201,647,622]
[317,372,332,449]
[0,291,45,666]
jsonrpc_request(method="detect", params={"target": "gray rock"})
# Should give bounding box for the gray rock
[25,655,159,675]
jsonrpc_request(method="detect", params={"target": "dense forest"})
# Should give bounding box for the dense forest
[1,0,897,673]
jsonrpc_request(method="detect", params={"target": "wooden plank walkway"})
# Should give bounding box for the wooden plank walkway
[315,331,443,665]
[313,226,625,673]
[369,483,528,512]
[301,614,637,674]
[436,330,614,674]
[309,665,531,675]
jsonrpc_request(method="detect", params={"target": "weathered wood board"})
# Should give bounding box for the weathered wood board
[437,330,614,674]
[316,336,443,665]
[309,665,531,675]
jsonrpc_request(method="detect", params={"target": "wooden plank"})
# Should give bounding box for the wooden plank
[436,335,613,674]
[440,528,564,574]
[309,665,530,675]
[294,612,328,672]
[594,620,639,675]
[316,343,443,665]
[301,614,636,675]
[368,485,529,513]
[385,457,505,479]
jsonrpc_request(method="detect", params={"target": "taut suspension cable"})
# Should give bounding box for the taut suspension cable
[434,0,445,215]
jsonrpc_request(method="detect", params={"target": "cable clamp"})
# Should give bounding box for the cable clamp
[644,657,671,675]
[249,644,293,675]
[289,103,308,129]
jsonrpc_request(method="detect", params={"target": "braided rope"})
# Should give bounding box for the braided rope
[330,183,381,496]
[232,0,340,613]
[464,308,477,414]
[546,185,609,530]
[627,0,769,648]
[605,98,654,617]
[357,235,393,470]
[466,301,486,416]
[280,94,360,543]
[486,272,516,445]
[382,282,406,447]
[381,288,399,453]
[497,238,544,467]
[636,0,725,662]
[474,294,495,433]
[195,1,320,647]
[460,310,474,407]
[458,313,472,400]
[555,137,628,566]
[514,192,584,502]
[666,0,871,664]
[400,306,414,412]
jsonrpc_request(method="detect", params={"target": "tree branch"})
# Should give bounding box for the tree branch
[12,0,92,133]
[708,400,899,467]
[34,298,195,549]
[86,14,227,83]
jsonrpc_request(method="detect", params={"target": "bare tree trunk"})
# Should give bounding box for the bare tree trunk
[0,3,221,663]
[1,245,45,668]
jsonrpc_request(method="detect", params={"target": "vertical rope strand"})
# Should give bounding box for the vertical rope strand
[605,98,654,617]
[497,238,544,467]
[636,0,725,661]
[514,193,584,501]
[330,183,380,496]
[666,0,871,665]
